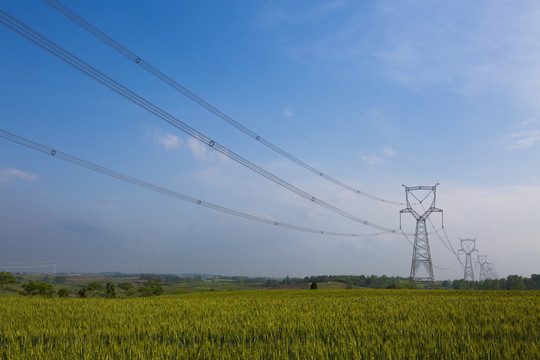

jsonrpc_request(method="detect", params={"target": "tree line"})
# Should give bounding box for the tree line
[0,271,163,298]
[265,274,540,290]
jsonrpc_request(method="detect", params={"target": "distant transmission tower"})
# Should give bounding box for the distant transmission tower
[401,184,442,282]
[477,255,488,281]
[485,263,498,279]
[458,238,477,281]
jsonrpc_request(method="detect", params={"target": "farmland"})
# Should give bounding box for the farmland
[0,289,538,359]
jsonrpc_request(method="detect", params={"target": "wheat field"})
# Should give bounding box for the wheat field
[0,289,538,359]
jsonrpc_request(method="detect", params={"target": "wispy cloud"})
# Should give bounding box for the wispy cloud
[283,106,293,118]
[259,0,345,26]
[146,128,227,162]
[372,1,540,109]
[187,138,208,160]
[361,154,382,165]
[520,117,540,126]
[505,129,540,149]
[157,134,180,149]
[0,168,39,183]
[383,146,397,156]
[147,128,180,149]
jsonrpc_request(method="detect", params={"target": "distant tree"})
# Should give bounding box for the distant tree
[264,279,280,288]
[57,288,69,298]
[19,280,54,297]
[0,271,16,293]
[138,279,164,297]
[118,282,134,296]
[77,288,87,298]
[105,282,116,299]
[506,275,525,290]
[310,281,317,290]
[87,281,102,291]
[529,274,540,290]
[81,281,103,297]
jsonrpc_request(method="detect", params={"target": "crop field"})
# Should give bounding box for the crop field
[0,290,538,359]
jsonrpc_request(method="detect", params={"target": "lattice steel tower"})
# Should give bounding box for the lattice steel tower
[401,184,442,282]
[477,255,488,281]
[458,238,477,281]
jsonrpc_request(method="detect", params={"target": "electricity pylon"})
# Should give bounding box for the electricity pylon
[458,238,477,281]
[477,255,488,281]
[485,263,498,279]
[400,184,442,282]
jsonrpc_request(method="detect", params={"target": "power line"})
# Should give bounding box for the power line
[432,258,460,270]
[0,129,397,238]
[0,10,402,233]
[41,0,406,206]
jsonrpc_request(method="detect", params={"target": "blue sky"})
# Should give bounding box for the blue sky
[1,0,539,279]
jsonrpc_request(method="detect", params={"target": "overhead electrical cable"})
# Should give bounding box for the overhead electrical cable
[0,10,402,233]
[0,129,396,238]
[432,258,460,270]
[41,0,405,206]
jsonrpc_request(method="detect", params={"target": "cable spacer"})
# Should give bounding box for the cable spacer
[256,136,260,140]
[50,150,56,156]
[209,140,215,147]
[319,172,323,176]
[311,197,315,201]
[274,222,278,225]
[197,200,201,205]
[135,58,141,63]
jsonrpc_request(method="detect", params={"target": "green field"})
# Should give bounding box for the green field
[1,289,538,359]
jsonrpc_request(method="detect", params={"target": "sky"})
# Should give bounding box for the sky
[1,0,539,279]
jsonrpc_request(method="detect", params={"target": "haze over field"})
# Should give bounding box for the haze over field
[1,1,539,279]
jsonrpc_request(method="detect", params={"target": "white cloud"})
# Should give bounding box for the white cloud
[519,117,540,126]
[383,146,397,156]
[157,134,180,149]
[187,138,208,160]
[283,106,293,118]
[360,154,382,165]
[505,129,540,149]
[0,168,39,183]
[147,128,180,149]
